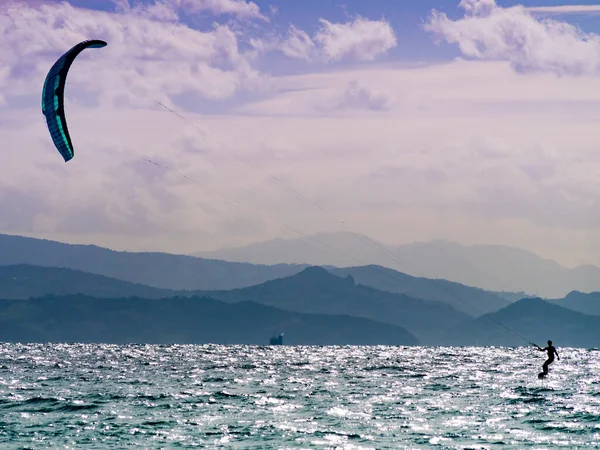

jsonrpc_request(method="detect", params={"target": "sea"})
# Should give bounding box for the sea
[0,344,598,449]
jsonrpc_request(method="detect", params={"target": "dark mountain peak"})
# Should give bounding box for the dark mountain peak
[330,264,510,316]
[298,265,330,276]
[289,266,352,286]
[502,296,549,312]
[297,266,355,285]
[443,292,600,347]
[491,296,590,323]
[554,290,600,316]
[564,290,599,298]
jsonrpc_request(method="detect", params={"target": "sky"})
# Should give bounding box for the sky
[3,0,600,267]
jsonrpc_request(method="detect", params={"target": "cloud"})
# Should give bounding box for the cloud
[113,0,266,21]
[5,0,600,268]
[527,5,600,15]
[256,16,397,63]
[278,25,315,61]
[424,0,600,76]
[179,0,265,20]
[314,16,397,62]
[1,1,394,115]
[6,58,600,265]
[222,58,600,265]
[0,1,267,111]
[336,80,392,111]
[457,0,496,17]
[232,76,394,116]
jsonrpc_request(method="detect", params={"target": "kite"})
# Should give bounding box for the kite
[42,39,107,162]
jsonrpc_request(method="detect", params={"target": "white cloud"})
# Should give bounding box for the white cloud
[0,67,9,107]
[257,16,398,63]
[314,16,397,62]
[336,80,392,111]
[279,25,315,61]
[527,5,600,15]
[0,1,393,119]
[5,56,600,266]
[458,0,496,17]
[182,60,600,266]
[178,0,265,20]
[425,0,600,76]
[0,1,266,110]
[114,0,266,21]
[5,0,600,269]
[134,1,180,21]
[233,76,394,116]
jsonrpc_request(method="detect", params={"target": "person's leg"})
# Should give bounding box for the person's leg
[543,358,553,374]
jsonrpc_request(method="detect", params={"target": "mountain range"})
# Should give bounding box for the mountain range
[0,264,475,344]
[0,233,514,316]
[1,232,600,347]
[2,264,599,347]
[0,264,179,300]
[195,266,471,344]
[0,262,510,317]
[329,265,509,316]
[549,291,600,317]
[6,231,599,299]
[0,294,418,346]
[443,297,600,348]
[195,232,600,298]
[0,233,307,290]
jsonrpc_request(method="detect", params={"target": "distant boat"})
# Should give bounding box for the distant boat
[269,333,284,345]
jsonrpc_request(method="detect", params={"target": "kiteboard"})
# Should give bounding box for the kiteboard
[537,372,547,379]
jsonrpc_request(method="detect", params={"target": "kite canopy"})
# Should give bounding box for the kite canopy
[42,39,107,162]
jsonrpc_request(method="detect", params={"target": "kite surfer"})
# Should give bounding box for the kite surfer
[533,340,559,377]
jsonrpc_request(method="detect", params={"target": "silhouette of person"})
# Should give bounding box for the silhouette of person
[533,340,559,375]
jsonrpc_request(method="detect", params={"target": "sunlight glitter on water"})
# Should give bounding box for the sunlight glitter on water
[0,343,599,448]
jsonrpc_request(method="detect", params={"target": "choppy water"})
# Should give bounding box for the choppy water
[0,344,599,449]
